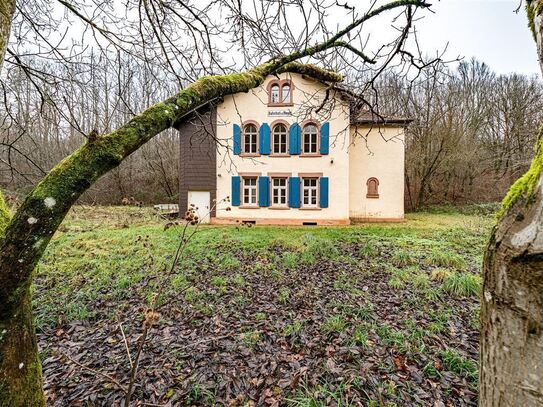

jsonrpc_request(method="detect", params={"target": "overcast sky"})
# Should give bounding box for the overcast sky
[415,0,539,76]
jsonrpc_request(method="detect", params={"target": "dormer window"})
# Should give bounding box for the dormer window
[281,84,290,103]
[270,84,280,104]
[267,79,293,106]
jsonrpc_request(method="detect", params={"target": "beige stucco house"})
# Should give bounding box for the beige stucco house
[178,70,410,225]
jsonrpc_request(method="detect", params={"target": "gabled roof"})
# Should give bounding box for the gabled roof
[350,109,413,126]
[324,83,412,126]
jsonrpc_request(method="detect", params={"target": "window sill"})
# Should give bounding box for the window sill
[240,153,261,158]
[269,206,290,210]
[270,153,290,157]
[300,154,322,158]
[366,194,380,199]
[300,207,322,211]
[239,205,260,209]
[268,103,294,107]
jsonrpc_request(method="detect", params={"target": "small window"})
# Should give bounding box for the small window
[302,178,318,207]
[243,177,258,205]
[243,123,258,154]
[272,177,288,206]
[281,85,290,103]
[268,80,293,106]
[272,123,288,154]
[303,123,318,154]
[270,84,280,104]
[366,177,379,198]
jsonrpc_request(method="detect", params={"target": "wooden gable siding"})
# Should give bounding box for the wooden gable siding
[177,106,217,217]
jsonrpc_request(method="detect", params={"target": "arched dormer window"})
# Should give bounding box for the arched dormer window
[267,79,293,106]
[270,84,280,104]
[366,177,379,198]
[281,84,290,103]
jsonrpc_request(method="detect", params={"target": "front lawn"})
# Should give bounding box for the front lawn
[35,206,492,406]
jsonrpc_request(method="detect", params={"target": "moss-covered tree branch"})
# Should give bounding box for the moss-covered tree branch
[0,190,10,237]
[0,0,431,403]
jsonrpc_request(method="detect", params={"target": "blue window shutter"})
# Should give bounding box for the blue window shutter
[319,177,329,208]
[288,177,301,208]
[320,122,330,155]
[231,176,241,206]
[289,123,301,155]
[259,123,271,155]
[233,124,241,155]
[258,176,270,206]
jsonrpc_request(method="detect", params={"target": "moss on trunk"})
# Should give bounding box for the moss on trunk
[0,287,44,407]
[0,191,10,237]
[497,128,543,219]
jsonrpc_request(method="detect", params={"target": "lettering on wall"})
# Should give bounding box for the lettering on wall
[268,110,293,117]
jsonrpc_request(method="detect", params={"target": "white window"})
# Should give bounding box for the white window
[243,177,258,205]
[272,178,287,206]
[281,84,291,103]
[270,84,280,104]
[302,178,318,207]
[272,123,287,154]
[243,124,258,154]
[303,123,318,154]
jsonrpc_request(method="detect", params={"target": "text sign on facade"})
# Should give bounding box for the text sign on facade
[268,110,293,117]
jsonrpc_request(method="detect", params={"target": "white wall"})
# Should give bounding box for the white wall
[214,72,406,223]
[349,125,405,220]
[215,72,351,222]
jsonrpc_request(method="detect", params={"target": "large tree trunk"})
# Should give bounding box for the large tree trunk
[479,2,543,405]
[0,1,44,405]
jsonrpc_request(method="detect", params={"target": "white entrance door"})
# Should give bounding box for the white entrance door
[187,191,211,224]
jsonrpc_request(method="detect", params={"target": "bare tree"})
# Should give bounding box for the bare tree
[0,0,435,404]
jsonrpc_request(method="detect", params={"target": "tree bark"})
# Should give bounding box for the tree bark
[479,2,543,405]
[0,0,16,69]
[0,2,44,405]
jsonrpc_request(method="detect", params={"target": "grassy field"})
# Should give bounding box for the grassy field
[35,205,493,406]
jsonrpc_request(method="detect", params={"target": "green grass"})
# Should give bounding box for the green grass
[323,315,347,334]
[33,205,491,404]
[441,348,478,383]
[442,272,482,297]
[426,249,467,269]
[35,205,491,330]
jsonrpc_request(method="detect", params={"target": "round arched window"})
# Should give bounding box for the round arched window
[272,123,288,154]
[302,123,318,154]
[270,84,280,104]
[281,84,291,103]
[243,123,258,154]
[366,177,379,198]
